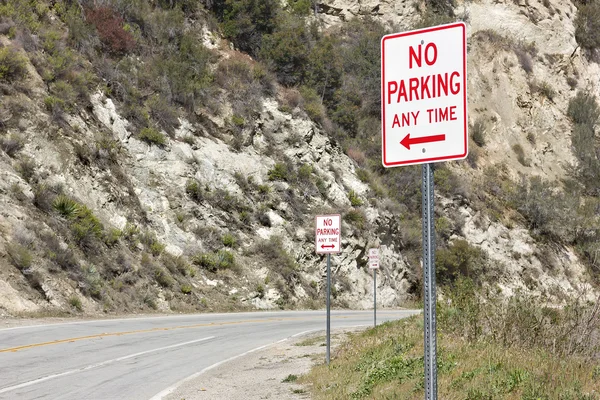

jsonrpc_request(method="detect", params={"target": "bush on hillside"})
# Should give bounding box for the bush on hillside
[567,90,600,126]
[470,117,487,147]
[260,14,311,87]
[0,134,24,157]
[568,91,600,195]
[0,46,28,82]
[85,6,136,54]
[213,0,280,56]
[575,0,600,52]
[436,240,486,284]
[138,127,166,147]
[441,278,600,358]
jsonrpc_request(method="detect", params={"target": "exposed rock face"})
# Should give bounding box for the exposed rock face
[0,0,598,315]
[316,0,418,28]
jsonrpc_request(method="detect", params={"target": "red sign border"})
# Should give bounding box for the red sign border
[381,22,468,167]
[315,214,341,255]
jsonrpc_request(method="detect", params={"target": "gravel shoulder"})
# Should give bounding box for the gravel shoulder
[164,328,360,400]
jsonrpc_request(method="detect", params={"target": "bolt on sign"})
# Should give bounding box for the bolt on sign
[381,22,468,167]
[315,215,341,254]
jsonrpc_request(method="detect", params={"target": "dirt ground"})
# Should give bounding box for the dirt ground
[164,329,358,400]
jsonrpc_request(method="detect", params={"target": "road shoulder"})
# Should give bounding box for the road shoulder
[164,328,359,400]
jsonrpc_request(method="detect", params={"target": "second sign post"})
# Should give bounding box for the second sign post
[368,248,380,327]
[315,214,341,365]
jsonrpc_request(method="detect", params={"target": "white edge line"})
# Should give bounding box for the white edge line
[0,336,215,395]
[149,329,322,400]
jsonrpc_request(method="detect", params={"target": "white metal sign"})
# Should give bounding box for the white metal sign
[381,22,468,167]
[368,248,379,269]
[315,215,341,254]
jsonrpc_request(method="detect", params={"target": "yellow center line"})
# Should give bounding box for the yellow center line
[0,315,355,354]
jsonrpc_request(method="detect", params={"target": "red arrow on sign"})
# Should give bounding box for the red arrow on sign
[400,133,446,150]
[321,244,335,249]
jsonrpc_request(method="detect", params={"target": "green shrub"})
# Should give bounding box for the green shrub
[6,243,32,270]
[211,188,247,212]
[104,228,122,247]
[122,223,140,248]
[0,134,24,157]
[260,13,311,86]
[81,264,103,299]
[146,94,179,134]
[181,284,192,294]
[575,1,600,51]
[344,209,366,230]
[567,90,600,126]
[0,0,47,32]
[288,0,312,15]
[256,283,266,298]
[68,295,83,311]
[436,240,486,284]
[193,250,236,272]
[512,143,529,166]
[50,80,77,110]
[44,96,66,118]
[268,162,289,181]
[53,195,104,247]
[185,179,203,202]
[138,127,166,147]
[231,114,245,127]
[0,46,28,82]
[348,190,363,207]
[33,184,57,212]
[297,164,313,182]
[470,117,486,147]
[16,157,36,183]
[150,241,165,257]
[282,374,298,383]
[530,80,556,101]
[222,233,236,248]
[253,236,299,284]
[53,195,80,218]
[299,86,326,123]
[193,252,218,271]
[216,0,280,56]
[154,267,174,288]
[216,249,235,269]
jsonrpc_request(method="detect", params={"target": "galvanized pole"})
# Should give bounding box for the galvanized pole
[373,269,377,327]
[422,163,437,400]
[326,253,331,365]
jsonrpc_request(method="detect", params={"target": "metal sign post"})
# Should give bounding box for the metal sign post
[368,248,380,328]
[422,163,437,399]
[326,253,331,364]
[373,269,377,327]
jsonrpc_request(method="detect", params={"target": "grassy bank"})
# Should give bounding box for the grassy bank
[302,281,600,399]
[302,316,599,399]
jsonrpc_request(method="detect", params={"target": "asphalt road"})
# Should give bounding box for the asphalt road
[0,309,419,400]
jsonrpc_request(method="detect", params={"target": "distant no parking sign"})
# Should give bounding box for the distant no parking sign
[315,215,341,254]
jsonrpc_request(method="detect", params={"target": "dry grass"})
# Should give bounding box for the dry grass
[302,316,600,399]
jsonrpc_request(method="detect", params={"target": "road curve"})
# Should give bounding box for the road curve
[0,309,419,400]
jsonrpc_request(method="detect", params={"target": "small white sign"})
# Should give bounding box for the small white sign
[315,215,341,254]
[368,248,380,269]
[381,22,468,167]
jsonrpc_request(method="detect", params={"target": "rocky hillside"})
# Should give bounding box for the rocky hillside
[0,0,598,316]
